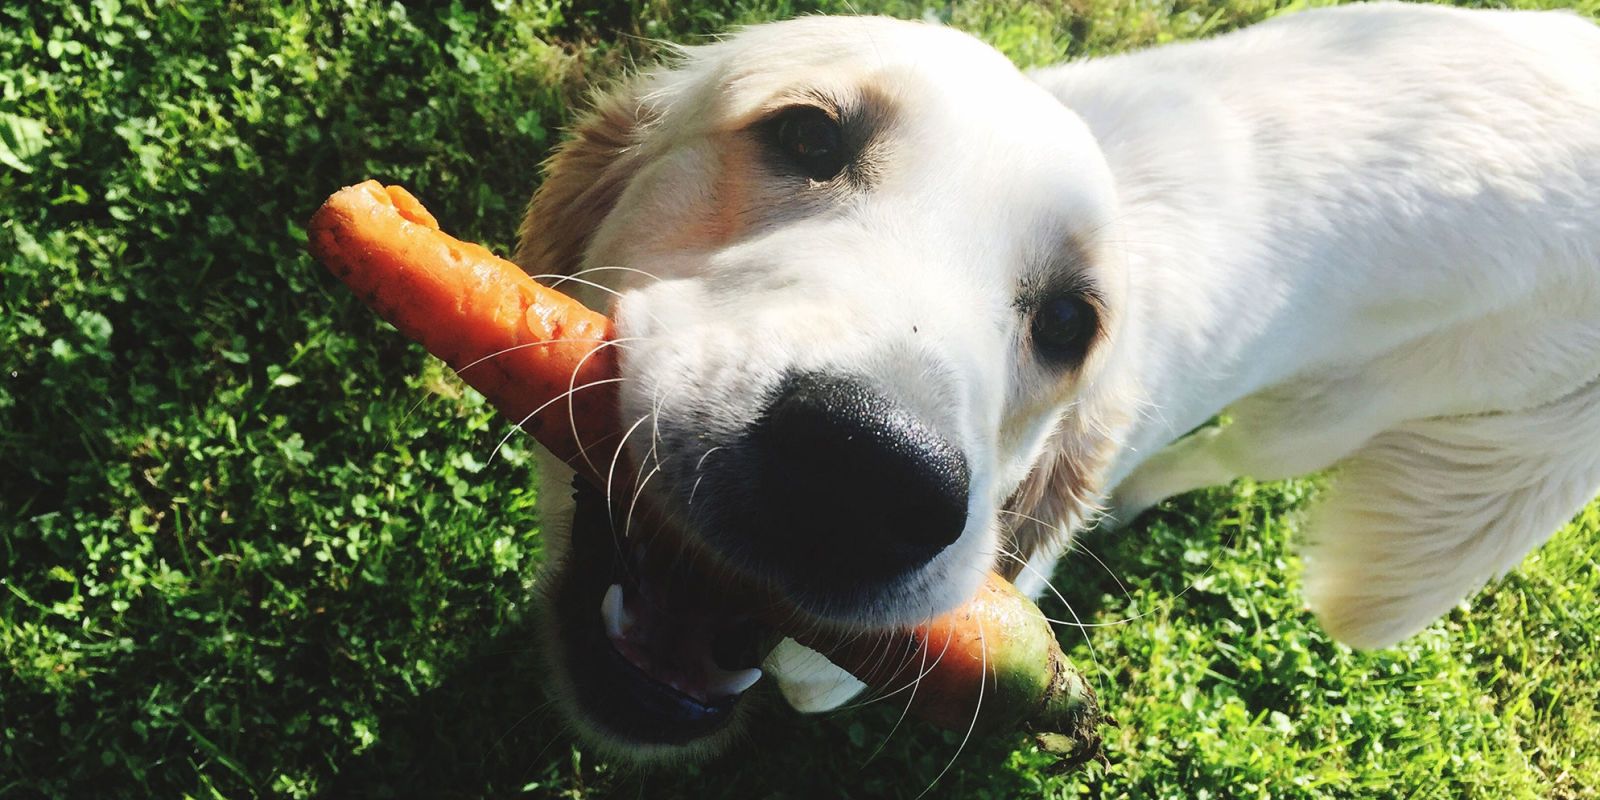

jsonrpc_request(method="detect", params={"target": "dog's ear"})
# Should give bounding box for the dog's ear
[1001,413,1121,582]
[514,77,659,277]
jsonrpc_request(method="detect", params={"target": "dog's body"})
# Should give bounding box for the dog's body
[516,3,1600,754]
[1030,4,1600,647]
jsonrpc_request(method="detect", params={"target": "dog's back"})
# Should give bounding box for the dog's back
[1034,2,1600,414]
[1035,3,1600,646]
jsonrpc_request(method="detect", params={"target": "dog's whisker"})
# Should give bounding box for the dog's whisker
[521,273,629,301]
[685,475,708,510]
[523,270,680,359]
[564,337,639,479]
[1000,548,1106,696]
[455,336,640,376]
[488,696,559,758]
[600,411,657,589]
[1048,595,1107,696]
[522,719,579,785]
[914,613,986,800]
[1068,535,1136,608]
[996,507,1134,608]
[995,545,1097,631]
[552,264,666,285]
[833,598,956,713]
[647,377,673,478]
[531,265,679,337]
[622,437,668,567]
[998,505,1238,630]
[395,391,435,436]
[692,445,725,474]
[629,377,693,566]
[847,633,902,707]
[862,623,931,764]
[487,377,629,467]
[473,335,643,471]
[398,339,639,448]
[605,413,656,515]
[623,462,663,543]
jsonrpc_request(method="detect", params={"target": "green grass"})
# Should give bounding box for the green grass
[2,0,1596,797]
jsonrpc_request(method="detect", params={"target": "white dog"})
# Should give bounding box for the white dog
[513,2,1600,758]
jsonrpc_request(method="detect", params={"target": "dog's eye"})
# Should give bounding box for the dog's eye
[772,106,847,181]
[1031,292,1097,365]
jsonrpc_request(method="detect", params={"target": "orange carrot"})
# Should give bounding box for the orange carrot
[308,181,1100,763]
[795,572,1100,760]
[307,180,619,485]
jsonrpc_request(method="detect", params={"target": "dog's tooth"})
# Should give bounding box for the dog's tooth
[601,584,628,640]
[711,667,763,697]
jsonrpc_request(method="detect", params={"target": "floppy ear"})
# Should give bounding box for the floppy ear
[514,77,659,277]
[1001,411,1121,584]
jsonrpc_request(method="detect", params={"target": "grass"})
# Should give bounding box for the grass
[2,0,1596,797]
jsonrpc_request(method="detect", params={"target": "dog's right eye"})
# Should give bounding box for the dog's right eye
[771,106,848,181]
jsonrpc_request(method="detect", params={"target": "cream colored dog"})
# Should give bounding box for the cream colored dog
[514,3,1600,757]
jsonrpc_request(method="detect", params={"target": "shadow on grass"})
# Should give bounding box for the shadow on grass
[327,617,1081,799]
[327,494,1256,799]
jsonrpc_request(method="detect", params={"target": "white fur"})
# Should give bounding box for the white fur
[552,16,1125,628]
[521,3,1600,721]
[1047,4,1600,649]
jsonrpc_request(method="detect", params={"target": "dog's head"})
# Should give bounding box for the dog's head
[517,16,1132,758]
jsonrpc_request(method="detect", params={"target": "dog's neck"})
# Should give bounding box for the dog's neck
[1086,127,1299,483]
[1034,64,1386,487]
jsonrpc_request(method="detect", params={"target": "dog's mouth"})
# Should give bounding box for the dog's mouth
[547,477,784,747]
[542,371,985,749]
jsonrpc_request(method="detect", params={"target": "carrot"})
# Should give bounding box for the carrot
[308,181,1101,764]
[795,572,1101,762]
[307,180,618,485]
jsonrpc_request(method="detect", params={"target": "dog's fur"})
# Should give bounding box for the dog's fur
[517,3,1600,728]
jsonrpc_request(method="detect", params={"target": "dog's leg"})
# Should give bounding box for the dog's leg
[1103,424,1236,525]
[1303,377,1600,649]
[1107,376,1389,525]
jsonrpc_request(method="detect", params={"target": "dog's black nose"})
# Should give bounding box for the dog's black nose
[747,372,970,581]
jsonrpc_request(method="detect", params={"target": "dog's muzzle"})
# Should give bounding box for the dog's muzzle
[545,372,972,749]
[712,371,970,598]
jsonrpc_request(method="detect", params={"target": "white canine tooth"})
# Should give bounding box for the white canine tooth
[715,667,763,697]
[600,584,628,640]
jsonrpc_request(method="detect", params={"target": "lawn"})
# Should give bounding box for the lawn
[2,0,1597,797]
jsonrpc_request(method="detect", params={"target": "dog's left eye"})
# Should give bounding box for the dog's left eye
[772,106,847,181]
[1031,292,1098,366]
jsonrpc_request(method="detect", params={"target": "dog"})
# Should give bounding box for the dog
[510,2,1600,760]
